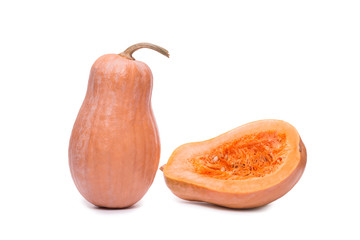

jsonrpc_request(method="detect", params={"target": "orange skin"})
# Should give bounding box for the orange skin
[162,120,307,209]
[69,44,168,208]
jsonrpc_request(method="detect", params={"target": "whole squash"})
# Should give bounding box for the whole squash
[69,43,169,208]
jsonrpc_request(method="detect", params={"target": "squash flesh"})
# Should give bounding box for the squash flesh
[189,131,288,180]
[162,120,307,208]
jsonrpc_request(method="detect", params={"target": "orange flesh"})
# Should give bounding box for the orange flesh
[189,131,288,180]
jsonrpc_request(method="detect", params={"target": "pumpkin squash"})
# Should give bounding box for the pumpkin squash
[69,43,169,208]
[161,119,306,209]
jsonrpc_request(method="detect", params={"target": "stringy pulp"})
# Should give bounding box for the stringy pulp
[189,131,288,180]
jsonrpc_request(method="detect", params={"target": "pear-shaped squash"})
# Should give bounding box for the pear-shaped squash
[69,43,169,208]
[161,120,306,209]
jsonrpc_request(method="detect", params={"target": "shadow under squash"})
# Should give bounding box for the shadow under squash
[179,199,272,212]
[81,199,142,213]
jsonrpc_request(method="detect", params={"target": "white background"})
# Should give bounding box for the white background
[1,0,359,239]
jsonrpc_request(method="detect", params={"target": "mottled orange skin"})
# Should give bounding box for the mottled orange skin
[69,54,160,208]
[162,120,307,209]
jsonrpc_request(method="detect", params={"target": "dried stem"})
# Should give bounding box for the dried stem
[119,42,169,60]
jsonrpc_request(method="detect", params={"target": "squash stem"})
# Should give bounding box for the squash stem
[159,164,166,172]
[120,42,169,60]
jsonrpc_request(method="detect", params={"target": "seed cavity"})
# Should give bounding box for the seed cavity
[189,131,288,180]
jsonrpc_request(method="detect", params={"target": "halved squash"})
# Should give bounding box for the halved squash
[161,119,307,209]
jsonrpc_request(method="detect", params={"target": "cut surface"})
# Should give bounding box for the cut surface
[189,131,288,180]
[162,120,307,208]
